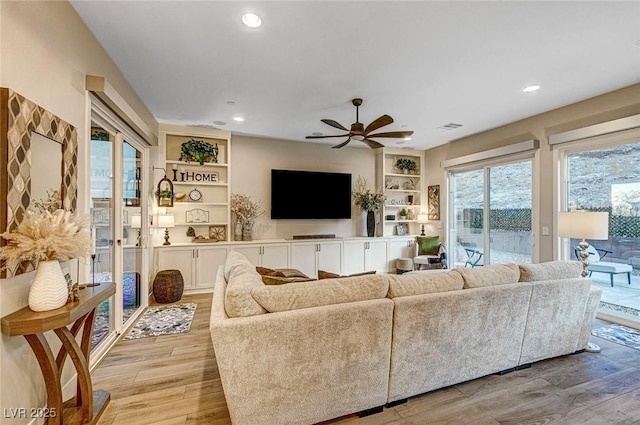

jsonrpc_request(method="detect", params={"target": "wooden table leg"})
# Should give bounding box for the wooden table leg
[24,334,63,425]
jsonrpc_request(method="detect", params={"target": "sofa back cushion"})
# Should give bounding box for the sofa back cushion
[416,236,440,255]
[224,251,267,318]
[518,261,583,282]
[387,271,463,298]
[250,274,389,313]
[457,263,520,289]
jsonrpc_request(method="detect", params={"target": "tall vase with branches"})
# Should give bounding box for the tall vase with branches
[230,193,264,241]
[353,176,386,237]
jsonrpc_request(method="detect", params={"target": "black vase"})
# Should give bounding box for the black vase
[366,210,375,237]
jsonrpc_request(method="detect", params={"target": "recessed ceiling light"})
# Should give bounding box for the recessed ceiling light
[226,101,235,106]
[213,121,226,126]
[523,84,541,93]
[233,116,245,122]
[403,136,412,141]
[242,13,262,28]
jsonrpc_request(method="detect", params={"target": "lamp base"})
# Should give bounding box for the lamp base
[420,224,425,236]
[578,239,590,278]
[163,228,171,245]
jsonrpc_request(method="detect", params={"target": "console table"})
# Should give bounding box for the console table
[1,282,115,425]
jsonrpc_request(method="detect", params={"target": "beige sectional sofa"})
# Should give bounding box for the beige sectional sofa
[210,251,602,425]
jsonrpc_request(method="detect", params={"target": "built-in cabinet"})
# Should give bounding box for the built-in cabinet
[230,243,290,269]
[376,148,424,237]
[158,124,232,244]
[343,239,388,275]
[290,241,343,279]
[154,236,425,293]
[155,245,227,291]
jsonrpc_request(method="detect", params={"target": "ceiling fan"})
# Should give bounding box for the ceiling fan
[306,98,414,149]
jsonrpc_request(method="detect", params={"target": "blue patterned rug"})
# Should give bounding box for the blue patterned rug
[124,303,197,340]
[591,324,640,351]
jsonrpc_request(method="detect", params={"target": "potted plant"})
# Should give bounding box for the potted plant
[155,189,174,206]
[180,139,218,165]
[186,226,196,241]
[395,158,417,174]
[399,208,408,220]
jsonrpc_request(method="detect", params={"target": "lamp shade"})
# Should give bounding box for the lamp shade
[558,211,609,240]
[157,215,175,229]
[131,214,142,229]
[417,214,429,224]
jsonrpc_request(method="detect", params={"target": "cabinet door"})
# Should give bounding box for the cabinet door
[196,246,228,289]
[261,244,290,269]
[343,241,366,275]
[317,242,342,276]
[157,248,195,290]
[230,245,261,266]
[387,238,415,272]
[366,240,389,273]
[290,243,320,278]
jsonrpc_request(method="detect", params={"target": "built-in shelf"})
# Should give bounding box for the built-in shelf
[174,202,228,206]
[180,222,228,226]
[385,189,420,193]
[385,220,419,223]
[385,204,417,208]
[166,160,228,168]
[173,181,228,187]
[385,173,420,178]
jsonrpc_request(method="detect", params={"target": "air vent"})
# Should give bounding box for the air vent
[438,122,463,130]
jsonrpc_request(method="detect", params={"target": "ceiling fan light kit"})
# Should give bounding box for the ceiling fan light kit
[306,98,414,149]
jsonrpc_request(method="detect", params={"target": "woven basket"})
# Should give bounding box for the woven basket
[153,269,184,303]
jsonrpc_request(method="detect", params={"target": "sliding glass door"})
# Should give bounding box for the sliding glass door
[449,159,533,267]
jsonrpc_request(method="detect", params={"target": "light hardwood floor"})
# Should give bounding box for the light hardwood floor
[94,294,640,425]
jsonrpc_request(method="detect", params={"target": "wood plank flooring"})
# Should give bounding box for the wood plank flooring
[94,294,640,424]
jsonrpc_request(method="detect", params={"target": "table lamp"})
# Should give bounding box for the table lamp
[417,214,429,236]
[157,215,175,245]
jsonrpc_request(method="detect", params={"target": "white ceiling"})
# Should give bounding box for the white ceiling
[70,1,640,150]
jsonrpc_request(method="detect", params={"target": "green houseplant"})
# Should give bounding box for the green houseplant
[180,139,218,165]
[395,158,417,174]
[399,208,408,219]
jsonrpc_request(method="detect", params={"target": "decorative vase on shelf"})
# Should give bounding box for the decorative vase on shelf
[28,260,69,312]
[359,211,368,237]
[366,210,376,237]
[242,222,254,241]
[234,221,243,241]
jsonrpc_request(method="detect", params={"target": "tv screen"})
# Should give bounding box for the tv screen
[271,169,352,219]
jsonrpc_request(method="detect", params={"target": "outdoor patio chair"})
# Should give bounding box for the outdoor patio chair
[463,248,483,267]
[575,245,632,287]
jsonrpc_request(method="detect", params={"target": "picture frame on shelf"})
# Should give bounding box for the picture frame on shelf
[396,223,409,236]
[209,225,227,241]
[185,208,209,223]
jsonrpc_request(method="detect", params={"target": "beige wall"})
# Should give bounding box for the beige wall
[0,2,156,423]
[424,83,640,262]
[231,135,377,239]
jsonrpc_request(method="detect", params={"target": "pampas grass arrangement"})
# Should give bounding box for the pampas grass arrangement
[0,209,92,269]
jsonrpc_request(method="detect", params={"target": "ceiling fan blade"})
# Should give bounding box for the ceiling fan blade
[305,134,350,139]
[362,138,385,149]
[321,119,349,131]
[364,115,394,135]
[366,130,414,139]
[332,138,352,149]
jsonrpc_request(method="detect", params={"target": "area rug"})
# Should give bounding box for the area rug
[591,323,640,351]
[123,302,197,340]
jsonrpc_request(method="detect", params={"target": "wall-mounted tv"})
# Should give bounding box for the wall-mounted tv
[271,169,352,219]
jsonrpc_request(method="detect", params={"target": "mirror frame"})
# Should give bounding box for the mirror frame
[0,88,78,278]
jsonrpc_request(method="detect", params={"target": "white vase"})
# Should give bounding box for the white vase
[28,260,69,312]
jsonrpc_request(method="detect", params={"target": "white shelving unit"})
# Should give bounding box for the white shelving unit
[158,124,232,243]
[376,148,424,236]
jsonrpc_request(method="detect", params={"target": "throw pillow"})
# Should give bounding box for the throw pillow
[417,236,440,255]
[317,270,377,280]
[261,275,314,285]
[255,266,286,277]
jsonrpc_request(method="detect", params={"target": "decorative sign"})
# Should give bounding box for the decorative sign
[180,170,219,183]
[428,185,440,220]
[209,225,227,241]
[185,208,209,223]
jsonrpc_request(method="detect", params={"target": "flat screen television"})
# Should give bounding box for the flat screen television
[271,169,352,219]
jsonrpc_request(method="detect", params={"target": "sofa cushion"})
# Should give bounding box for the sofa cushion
[457,263,520,289]
[416,236,440,255]
[317,270,377,280]
[519,261,583,282]
[224,251,267,318]
[251,274,389,312]
[255,266,286,277]
[387,270,464,298]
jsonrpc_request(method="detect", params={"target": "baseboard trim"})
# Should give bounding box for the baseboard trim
[385,398,408,408]
[496,367,516,375]
[516,363,532,370]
